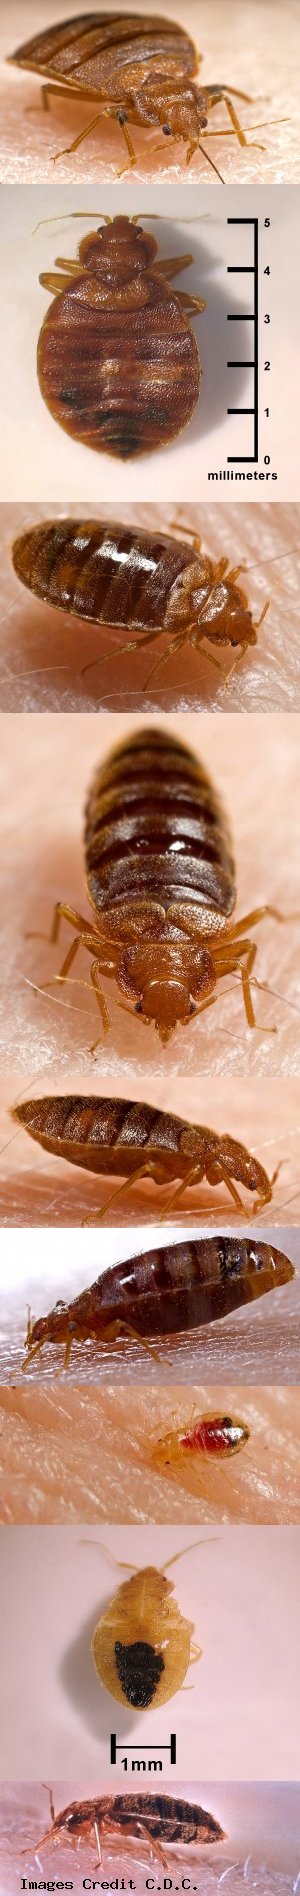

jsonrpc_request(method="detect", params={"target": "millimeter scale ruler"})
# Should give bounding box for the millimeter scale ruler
[227,216,259,463]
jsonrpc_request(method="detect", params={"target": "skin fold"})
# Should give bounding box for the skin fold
[1,0,298,184]
[0,1383,299,1526]
[1,503,300,713]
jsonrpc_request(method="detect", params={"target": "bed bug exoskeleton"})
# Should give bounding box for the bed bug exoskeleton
[11,515,266,687]
[152,1412,250,1481]
[25,1785,225,1872]
[8,12,258,179]
[36,214,205,460]
[27,724,294,1048]
[21,1233,294,1371]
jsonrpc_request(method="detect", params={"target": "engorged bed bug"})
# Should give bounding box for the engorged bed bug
[90,1537,207,1710]
[21,1234,294,1370]
[11,515,267,687]
[36,213,206,460]
[152,1412,250,1479]
[26,723,294,1047]
[8,11,258,178]
[24,1784,225,1871]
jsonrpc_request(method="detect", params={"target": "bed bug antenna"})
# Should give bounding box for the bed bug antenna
[32,211,112,235]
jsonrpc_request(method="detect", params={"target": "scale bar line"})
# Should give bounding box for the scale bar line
[227,265,255,273]
[227,407,255,415]
[227,360,255,367]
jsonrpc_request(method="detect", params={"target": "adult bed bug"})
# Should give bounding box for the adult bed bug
[27,724,293,1047]
[36,212,206,460]
[90,1536,205,1709]
[22,1234,294,1368]
[8,12,258,178]
[25,1784,225,1870]
[12,514,267,687]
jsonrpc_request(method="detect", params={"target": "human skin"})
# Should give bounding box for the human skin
[1,0,299,184]
[0,1383,299,1526]
[1,504,300,714]
[1,1780,299,1886]
[0,711,300,1092]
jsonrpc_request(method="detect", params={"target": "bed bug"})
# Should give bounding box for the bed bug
[8,12,257,179]
[90,1536,209,1710]
[27,724,293,1048]
[152,1411,250,1479]
[22,1234,293,1370]
[36,213,205,461]
[25,1785,225,1871]
[11,515,267,687]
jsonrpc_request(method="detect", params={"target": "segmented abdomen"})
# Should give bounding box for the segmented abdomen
[11,14,198,90]
[85,726,235,916]
[12,519,192,630]
[37,278,200,460]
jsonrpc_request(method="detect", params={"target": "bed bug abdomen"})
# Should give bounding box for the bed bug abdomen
[114,1639,165,1707]
[9,15,199,92]
[12,517,195,631]
[85,725,235,917]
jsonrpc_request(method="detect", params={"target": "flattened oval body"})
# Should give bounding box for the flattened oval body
[37,265,200,460]
[12,517,195,631]
[92,1565,193,1708]
[9,13,198,95]
[85,725,236,920]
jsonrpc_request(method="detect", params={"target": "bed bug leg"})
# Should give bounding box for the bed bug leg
[168,517,202,553]
[158,1164,205,1220]
[89,962,111,1041]
[94,1819,102,1867]
[117,112,139,175]
[82,1159,159,1225]
[174,289,207,313]
[144,630,194,692]
[154,253,193,279]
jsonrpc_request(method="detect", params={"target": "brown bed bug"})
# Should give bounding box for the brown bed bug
[36,213,206,460]
[152,1411,250,1479]
[91,1537,205,1710]
[21,1231,293,1372]
[27,724,292,1048]
[12,515,267,687]
[26,1784,225,1871]
[8,11,257,179]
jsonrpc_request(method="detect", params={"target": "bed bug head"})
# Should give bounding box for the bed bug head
[119,942,217,1042]
[78,215,157,284]
[191,569,257,651]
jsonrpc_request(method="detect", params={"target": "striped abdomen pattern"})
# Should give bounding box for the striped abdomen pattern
[37,272,200,460]
[10,14,198,92]
[84,726,236,917]
[12,519,193,631]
